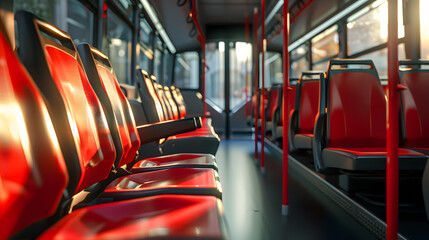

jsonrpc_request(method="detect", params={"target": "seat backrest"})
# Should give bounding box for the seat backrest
[279,85,296,126]
[325,59,385,148]
[164,86,180,120]
[16,11,116,194]
[266,85,280,121]
[0,24,67,239]
[399,60,429,148]
[295,72,322,134]
[171,86,187,118]
[136,69,165,123]
[154,81,174,120]
[78,43,140,167]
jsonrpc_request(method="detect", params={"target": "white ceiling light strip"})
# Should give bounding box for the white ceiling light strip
[141,0,176,53]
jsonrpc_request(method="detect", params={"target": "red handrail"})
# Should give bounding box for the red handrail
[254,7,259,162]
[191,0,207,118]
[267,0,314,45]
[260,0,266,172]
[386,0,399,239]
[282,0,290,216]
[245,14,250,117]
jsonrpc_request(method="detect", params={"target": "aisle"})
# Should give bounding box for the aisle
[215,138,377,240]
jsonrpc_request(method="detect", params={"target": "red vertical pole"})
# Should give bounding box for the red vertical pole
[282,0,290,216]
[254,8,259,162]
[387,0,399,239]
[245,14,250,117]
[202,40,207,118]
[260,0,266,172]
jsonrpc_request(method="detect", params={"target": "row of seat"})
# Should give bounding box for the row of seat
[250,58,429,219]
[1,11,226,239]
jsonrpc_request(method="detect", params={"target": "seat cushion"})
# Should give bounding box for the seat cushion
[131,153,217,173]
[39,195,225,239]
[322,147,427,171]
[102,168,222,200]
[294,134,313,150]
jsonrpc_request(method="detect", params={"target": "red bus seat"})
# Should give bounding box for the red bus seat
[272,85,296,142]
[398,60,429,221]
[14,11,225,238]
[77,43,217,172]
[265,84,281,136]
[16,11,221,201]
[289,71,323,151]
[0,23,67,239]
[313,59,427,174]
[171,86,187,118]
[39,195,225,239]
[136,70,220,155]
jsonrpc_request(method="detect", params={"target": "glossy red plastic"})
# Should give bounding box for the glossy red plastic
[103,168,219,196]
[326,147,423,156]
[282,0,290,210]
[387,1,400,238]
[171,87,187,118]
[328,72,386,148]
[0,32,67,238]
[39,195,224,239]
[45,46,116,193]
[261,0,266,169]
[254,7,259,161]
[298,81,319,134]
[131,153,216,172]
[280,85,296,125]
[96,65,141,167]
[267,87,279,121]
[165,86,180,120]
[401,72,429,148]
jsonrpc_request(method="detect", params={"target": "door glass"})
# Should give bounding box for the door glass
[206,42,225,110]
[229,42,252,110]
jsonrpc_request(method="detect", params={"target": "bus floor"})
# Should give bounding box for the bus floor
[216,137,377,240]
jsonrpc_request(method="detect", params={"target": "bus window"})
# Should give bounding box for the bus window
[137,18,153,73]
[112,0,133,21]
[265,52,282,87]
[347,0,404,56]
[103,9,132,84]
[14,0,94,45]
[153,35,163,81]
[174,51,199,89]
[311,25,338,63]
[290,44,308,79]
[357,43,405,79]
[312,60,329,72]
[163,49,173,85]
[230,42,252,109]
[420,0,429,59]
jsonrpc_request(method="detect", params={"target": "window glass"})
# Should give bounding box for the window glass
[291,44,308,78]
[163,50,173,85]
[420,0,429,59]
[103,10,132,84]
[230,42,252,109]
[265,52,282,86]
[312,61,329,72]
[137,18,153,73]
[14,0,94,44]
[347,0,404,55]
[112,0,133,21]
[311,25,339,62]
[153,36,163,80]
[174,52,199,89]
[206,42,225,109]
[358,43,406,79]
